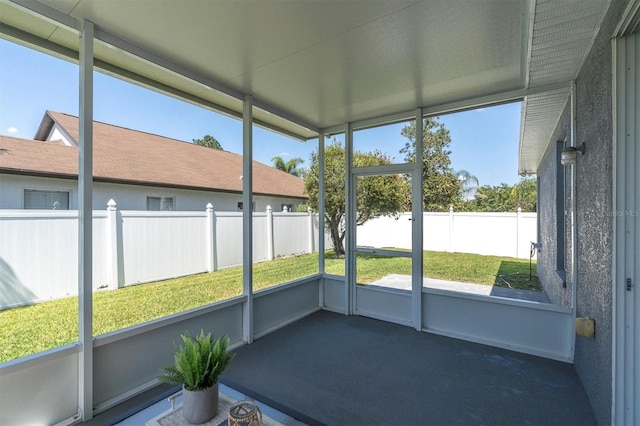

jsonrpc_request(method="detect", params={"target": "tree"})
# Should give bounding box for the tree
[400,118,461,211]
[466,177,537,212]
[304,140,407,257]
[473,183,513,212]
[193,135,223,150]
[454,169,480,201]
[271,156,305,177]
[509,177,537,211]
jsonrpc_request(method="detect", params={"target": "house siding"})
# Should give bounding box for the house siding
[537,1,632,424]
[0,173,304,212]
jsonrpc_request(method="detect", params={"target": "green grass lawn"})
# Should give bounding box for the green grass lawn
[0,250,539,363]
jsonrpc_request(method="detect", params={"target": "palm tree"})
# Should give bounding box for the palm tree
[271,156,304,177]
[454,169,480,201]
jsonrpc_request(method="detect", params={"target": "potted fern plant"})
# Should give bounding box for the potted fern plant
[159,330,234,424]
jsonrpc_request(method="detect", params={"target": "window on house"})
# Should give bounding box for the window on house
[147,196,174,211]
[24,189,70,209]
[237,201,255,211]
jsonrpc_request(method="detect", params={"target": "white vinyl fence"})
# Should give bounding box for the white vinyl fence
[0,201,323,309]
[0,203,536,309]
[357,208,537,259]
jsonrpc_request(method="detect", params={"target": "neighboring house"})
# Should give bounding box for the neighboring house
[0,111,306,212]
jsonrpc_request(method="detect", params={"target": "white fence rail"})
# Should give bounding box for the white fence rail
[0,203,536,309]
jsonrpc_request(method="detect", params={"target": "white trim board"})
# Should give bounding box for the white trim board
[613,29,639,426]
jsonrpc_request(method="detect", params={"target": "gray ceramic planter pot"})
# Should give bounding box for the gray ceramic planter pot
[182,382,219,424]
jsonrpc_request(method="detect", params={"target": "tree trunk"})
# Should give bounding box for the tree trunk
[328,222,345,258]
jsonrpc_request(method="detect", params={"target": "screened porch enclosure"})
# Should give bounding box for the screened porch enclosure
[0,1,620,424]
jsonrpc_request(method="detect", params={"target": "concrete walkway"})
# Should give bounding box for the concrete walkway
[368,274,550,303]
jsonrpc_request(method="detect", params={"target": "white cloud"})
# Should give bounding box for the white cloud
[278,152,290,157]
[474,108,486,112]
[7,127,18,133]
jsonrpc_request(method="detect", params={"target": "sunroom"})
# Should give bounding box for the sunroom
[1,1,637,425]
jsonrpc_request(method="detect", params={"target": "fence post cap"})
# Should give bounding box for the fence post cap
[282,205,289,213]
[517,206,522,213]
[266,205,272,213]
[449,205,454,213]
[107,199,117,210]
[307,206,312,214]
[206,203,214,211]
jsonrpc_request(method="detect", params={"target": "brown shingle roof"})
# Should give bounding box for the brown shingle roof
[1,111,306,199]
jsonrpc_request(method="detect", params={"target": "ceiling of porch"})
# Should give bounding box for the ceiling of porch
[1,0,611,173]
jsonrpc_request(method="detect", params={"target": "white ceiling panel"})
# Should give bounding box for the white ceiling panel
[228,0,524,126]
[62,0,421,86]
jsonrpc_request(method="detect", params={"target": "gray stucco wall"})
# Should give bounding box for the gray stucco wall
[536,1,632,424]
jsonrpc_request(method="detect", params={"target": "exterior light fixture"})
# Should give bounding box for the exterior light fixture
[561,142,586,166]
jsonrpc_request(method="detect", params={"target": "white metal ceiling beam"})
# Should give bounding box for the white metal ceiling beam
[349,110,417,133]
[0,22,78,62]
[320,83,568,138]
[251,99,319,135]
[7,0,81,32]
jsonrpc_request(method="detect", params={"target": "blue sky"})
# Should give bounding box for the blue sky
[1,38,523,187]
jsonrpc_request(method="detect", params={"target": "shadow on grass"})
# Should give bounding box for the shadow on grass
[493,260,542,292]
[0,257,36,309]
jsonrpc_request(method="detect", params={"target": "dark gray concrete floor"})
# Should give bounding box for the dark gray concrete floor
[222,310,595,426]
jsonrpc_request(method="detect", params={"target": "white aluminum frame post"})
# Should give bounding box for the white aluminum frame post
[78,19,95,422]
[318,132,326,307]
[345,122,355,314]
[411,109,424,331]
[242,95,254,343]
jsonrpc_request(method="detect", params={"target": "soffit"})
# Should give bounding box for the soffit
[519,0,611,173]
[519,87,570,174]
